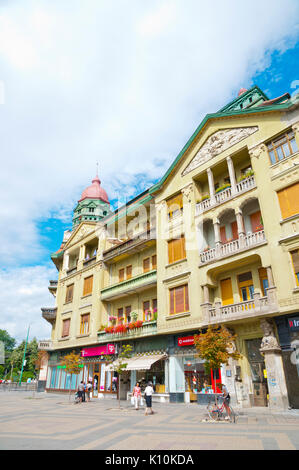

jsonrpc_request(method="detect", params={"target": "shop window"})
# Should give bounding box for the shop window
[168,235,186,264]
[267,130,298,165]
[62,318,70,338]
[83,275,93,296]
[167,193,183,220]
[290,250,299,286]
[277,183,299,220]
[80,314,90,335]
[238,272,254,301]
[65,283,74,303]
[169,284,189,315]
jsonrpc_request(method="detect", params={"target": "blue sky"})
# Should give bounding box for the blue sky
[0,0,298,343]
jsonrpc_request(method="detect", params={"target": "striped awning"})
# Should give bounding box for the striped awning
[105,353,167,372]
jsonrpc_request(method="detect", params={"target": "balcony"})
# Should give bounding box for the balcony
[101,270,157,301]
[202,288,278,325]
[41,307,57,324]
[102,228,156,263]
[48,280,58,296]
[97,320,157,343]
[196,176,256,215]
[200,230,266,265]
[38,340,53,350]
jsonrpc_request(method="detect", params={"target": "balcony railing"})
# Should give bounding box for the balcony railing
[97,320,157,343]
[200,229,266,264]
[196,176,256,215]
[102,228,156,262]
[101,270,157,301]
[48,280,58,296]
[38,340,53,350]
[202,288,277,325]
[41,307,57,324]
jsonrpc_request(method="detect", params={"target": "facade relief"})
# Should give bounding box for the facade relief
[182,126,259,176]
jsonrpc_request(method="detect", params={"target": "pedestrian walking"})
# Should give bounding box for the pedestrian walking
[144,381,154,415]
[133,382,142,410]
[82,382,86,402]
[86,380,92,401]
[220,383,232,420]
[77,381,84,403]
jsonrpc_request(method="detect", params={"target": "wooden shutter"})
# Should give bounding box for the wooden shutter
[62,319,70,337]
[80,314,89,334]
[175,286,185,313]
[168,240,174,264]
[143,258,150,272]
[167,193,183,218]
[231,221,238,240]
[168,236,185,264]
[65,284,74,303]
[277,183,299,219]
[250,211,262,232]
[119,268,125,282]
[169,288,175,314]
[117,308,123,322]
[152,298,157,311]
[220,278,233,306]
[220,226,227,244]
[83,276,93,296]
[126,265,132,279]
[291,250,299,272]
[152,255,157,270]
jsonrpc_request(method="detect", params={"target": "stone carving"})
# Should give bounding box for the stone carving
[249,143,267,159]
[181,183,194,203]
[182,126,259,175]
[292,122,299,135]
[260,319,281,352]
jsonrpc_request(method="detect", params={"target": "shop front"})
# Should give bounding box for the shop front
[275,314,299,408]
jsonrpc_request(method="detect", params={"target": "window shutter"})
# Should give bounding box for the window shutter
[119,269,125,282]
[152,255,157,270]
[278,183,299,219]
[291,250,299,272]
[220,226,227,244]
[169,289,174,314]
[83,276,93,296]
[143,258,150,272]
[126,265,132,279]
[184,285,189,311]
[250,211,262,232]
[175,286,185,313]
[168,240,174,264]
[65,284,74,303]
[231,221,238,240]
[62,319,70,337]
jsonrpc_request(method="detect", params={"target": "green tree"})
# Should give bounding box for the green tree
[0,330,16,378]
[60,351,83,401]
[194,325,241,396]
[105,344,133,409]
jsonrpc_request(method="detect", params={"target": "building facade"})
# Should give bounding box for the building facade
[40,86,299,409]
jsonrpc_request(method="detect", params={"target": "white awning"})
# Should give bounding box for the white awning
[105,353,167,372]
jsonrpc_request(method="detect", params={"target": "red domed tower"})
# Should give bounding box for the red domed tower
[72,173,111,228]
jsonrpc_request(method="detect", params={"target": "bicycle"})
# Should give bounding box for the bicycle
[207,396,236,423]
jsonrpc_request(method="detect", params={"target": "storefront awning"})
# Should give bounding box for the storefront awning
[105,353,167,372]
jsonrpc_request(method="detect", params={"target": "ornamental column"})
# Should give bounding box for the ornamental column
[207,168,216,205]
[260,319,289,410]
[213,219,221,257]
[235,209,246,248]
[226,156,237,194]
[200,284,212,323]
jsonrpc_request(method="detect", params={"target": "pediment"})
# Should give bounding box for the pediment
[182,126,258,176]
[64,222,97,250]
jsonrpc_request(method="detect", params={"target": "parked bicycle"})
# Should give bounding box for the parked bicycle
[207,396,236,423]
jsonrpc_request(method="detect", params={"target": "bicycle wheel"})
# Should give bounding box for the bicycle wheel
[207,403,220,421]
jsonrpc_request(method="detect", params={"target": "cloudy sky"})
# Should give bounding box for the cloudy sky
[0,0,299,343]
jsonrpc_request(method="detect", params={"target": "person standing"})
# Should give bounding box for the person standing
[86,381,92,402]
[77,381,84,403]
[221,383,231,420]
[144,381,154,415]
[133,382,141,410]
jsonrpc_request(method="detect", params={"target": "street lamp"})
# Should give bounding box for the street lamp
[19,324,30,386]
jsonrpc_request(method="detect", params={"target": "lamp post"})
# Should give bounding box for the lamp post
[19,324,30,386]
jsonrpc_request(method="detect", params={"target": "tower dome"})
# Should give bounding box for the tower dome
[79,175,109,204]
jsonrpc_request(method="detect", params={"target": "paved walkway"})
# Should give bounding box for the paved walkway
[1,391,299,450]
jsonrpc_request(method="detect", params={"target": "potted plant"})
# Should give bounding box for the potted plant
[153,308,158,321]
[215,183,231,194]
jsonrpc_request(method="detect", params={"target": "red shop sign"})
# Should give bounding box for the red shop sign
[178,336,194,347]
[81,344,115,357]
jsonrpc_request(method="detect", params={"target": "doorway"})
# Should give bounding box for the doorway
[246,338,268,406]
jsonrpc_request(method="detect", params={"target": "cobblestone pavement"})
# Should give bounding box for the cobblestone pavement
[1,391,299,450]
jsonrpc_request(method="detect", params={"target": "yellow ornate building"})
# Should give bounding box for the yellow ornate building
[40,86,299,409]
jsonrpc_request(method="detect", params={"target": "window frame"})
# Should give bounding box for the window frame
[267,130,298,165]
[80,313,90,335]
[169,284,189,315]
[83,275,93,296]
[65,283,74,303]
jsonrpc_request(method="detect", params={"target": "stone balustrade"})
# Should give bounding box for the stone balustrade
[97,320,157,343]
[100,270,157,301]
[38,340,53,350]
[41,307,57,324]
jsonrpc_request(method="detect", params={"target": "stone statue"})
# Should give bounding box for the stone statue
[260,319,280,352]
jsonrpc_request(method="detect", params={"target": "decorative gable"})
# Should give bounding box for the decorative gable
[182,126,258,176]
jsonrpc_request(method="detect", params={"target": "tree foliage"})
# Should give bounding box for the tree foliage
[194,325,241,373]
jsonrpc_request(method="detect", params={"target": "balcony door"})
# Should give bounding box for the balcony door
[238,272,254,302]
[220,278,233,306]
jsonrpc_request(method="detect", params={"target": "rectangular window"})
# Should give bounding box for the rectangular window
[62,318,70,338]
[169,284,189,315]
[126,265,132,279]
[117,308,124,324]
[83,276,93,296]
[258,268,269,296]
[152,255,157,270]
[168,235,186,264]
[220,278,233,306]
[267,130,298,164]
[167,193,183,220]
[65,284,74,303]
[80,314,90,335]
[250,211,263,232]
[238,272,254,301]
[143,257,150,273]
[291,250,299,287]
[119,268,125,282]
[125,306,131,323]
[277,182,299,219]
[143,301,151,321]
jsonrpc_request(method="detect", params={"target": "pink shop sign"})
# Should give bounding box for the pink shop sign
[81,344,115,357]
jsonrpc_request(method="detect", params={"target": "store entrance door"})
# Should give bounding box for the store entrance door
[246,339,268,407]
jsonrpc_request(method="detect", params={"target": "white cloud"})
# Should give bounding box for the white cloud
[0,265,56,343]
